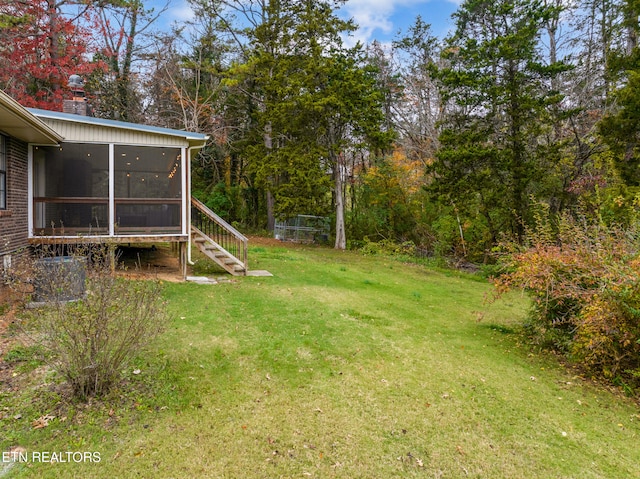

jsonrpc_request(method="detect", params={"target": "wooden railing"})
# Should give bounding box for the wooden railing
[33,197,184,235]
[191,197,248,271]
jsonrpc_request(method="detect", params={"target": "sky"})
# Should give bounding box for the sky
[162,0,460,47]
[337,0,459,45]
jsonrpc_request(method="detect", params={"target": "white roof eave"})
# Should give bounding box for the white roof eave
[0,91,63,144]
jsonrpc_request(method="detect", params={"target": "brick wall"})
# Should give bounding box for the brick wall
[0,136,29,258]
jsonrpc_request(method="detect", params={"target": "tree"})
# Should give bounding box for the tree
[0,0,103,110]
[89,0,167,121]
[432,0,569,256]
[599,0,640,186]
[392,17,443,167]
[201,0,393,247]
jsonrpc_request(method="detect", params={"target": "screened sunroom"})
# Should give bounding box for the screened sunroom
[26,109,207,242]
[21,107,248,277]
[32,143,183,236]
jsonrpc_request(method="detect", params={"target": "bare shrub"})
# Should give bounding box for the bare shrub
[24,244,168,399]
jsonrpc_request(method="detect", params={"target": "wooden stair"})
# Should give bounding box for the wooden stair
[191,198,248,276]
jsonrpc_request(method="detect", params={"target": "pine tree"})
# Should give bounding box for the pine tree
[599,0,640,186]
[213,0,392,247]
[432,0,569,252]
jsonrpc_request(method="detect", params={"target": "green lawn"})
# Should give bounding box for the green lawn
[2,243,640,478]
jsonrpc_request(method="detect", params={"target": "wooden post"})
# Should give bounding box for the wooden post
[179,242,187,279]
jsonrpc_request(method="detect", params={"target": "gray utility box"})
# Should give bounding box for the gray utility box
[33,256,86,303]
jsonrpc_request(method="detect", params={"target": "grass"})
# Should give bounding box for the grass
[2,243,640,478]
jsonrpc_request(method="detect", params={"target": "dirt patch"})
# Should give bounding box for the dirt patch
[114,244,185,282]
[250,234,323,249]
[250,235,289,248]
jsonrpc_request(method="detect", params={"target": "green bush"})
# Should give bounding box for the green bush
[359,238,417,257]
[493,211,640,389]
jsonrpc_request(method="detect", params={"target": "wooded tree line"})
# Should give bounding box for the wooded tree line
[2,0,639,258]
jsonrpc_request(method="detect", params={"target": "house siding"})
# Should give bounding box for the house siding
[40,119,190,147]
[0,136,28,258]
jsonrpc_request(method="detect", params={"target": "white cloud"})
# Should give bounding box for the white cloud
[341,0,396,45]
[340,0,442,46]
[166,0,195,24]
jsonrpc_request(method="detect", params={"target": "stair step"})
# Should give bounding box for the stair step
[191,223,247,276]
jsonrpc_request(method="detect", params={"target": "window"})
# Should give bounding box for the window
[33,143,109,233]
[0,135,6,210]
[114,145,182,233]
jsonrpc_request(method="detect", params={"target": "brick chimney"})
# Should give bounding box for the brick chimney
[63,74,92,116]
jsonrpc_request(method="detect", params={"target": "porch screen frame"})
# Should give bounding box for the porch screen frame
[29,141,188,238]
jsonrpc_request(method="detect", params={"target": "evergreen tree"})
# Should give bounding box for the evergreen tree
[432,0,569,254]
[599,0,640,186]
[210,0,392,247]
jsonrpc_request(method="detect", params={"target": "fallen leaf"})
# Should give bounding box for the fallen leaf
[9,446,27,457]
[456,445,465,456]
[32,414,55,429]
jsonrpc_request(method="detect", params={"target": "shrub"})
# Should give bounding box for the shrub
[493,209,640,388]
[23,244,168,400]
[359,238,417,257]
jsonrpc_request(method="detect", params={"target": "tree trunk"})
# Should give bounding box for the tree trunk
[264,121,275,231]
[117,4,138,121]
[334,157,346,250]
[47,0,60,94]
[266,190,275,232]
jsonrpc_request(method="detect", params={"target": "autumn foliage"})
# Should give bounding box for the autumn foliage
[493,207,640,389]
[0,0,103,110]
